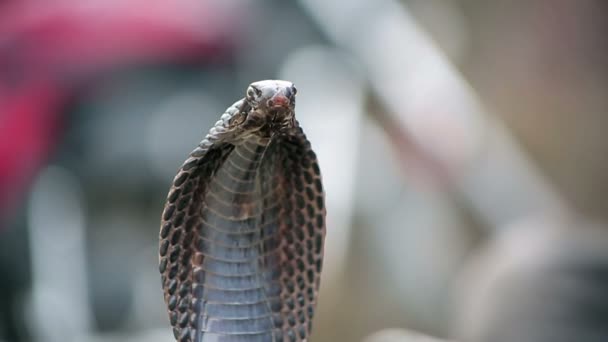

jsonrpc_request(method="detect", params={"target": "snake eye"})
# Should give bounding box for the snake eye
[247,86,261,99]
[291,86,297,96]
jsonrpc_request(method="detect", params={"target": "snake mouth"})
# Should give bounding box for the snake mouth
[266,94,290,109]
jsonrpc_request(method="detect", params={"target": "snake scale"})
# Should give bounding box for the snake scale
[159,80,326,342]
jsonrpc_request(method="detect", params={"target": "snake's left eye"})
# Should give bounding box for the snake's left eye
[291,86,297,96]
[247,86,261,99]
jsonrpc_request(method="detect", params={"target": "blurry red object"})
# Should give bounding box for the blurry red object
[0,82,65,223]
[0,0,245,224]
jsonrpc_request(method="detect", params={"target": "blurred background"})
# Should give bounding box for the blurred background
[1,0,608,341]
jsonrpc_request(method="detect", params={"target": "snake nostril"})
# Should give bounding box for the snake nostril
[267,99,274,107]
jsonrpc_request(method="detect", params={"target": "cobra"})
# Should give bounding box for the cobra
[159,80,326,342]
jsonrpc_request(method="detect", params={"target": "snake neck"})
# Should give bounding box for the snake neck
[203,135,278,234]
[192,135,283,339]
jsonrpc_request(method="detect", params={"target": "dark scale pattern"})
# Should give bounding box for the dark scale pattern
[160,92,326,342]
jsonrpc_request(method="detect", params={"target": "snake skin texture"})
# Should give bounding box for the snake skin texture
[159,81,326,342]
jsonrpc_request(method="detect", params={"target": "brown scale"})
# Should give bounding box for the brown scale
[159,81,326,342]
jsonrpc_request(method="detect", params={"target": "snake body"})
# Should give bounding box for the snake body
[159,80,326,342]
